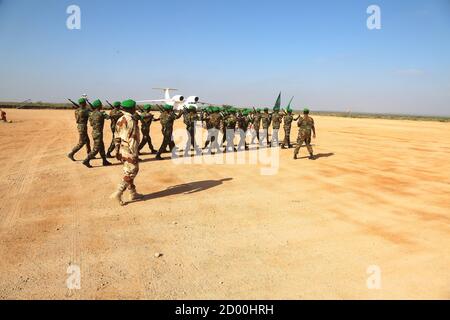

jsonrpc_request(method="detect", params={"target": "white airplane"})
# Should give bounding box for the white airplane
[137,88,201,111]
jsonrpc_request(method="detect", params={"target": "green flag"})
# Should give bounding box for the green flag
[273,92,281,111]
[286,96,294,112]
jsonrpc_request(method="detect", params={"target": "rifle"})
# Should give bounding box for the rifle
[85,99,94,109]
[67,98,80,109]
[105,100,114,108]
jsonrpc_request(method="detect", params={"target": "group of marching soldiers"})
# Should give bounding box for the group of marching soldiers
[66,97,316,205]
[67,98,317,168]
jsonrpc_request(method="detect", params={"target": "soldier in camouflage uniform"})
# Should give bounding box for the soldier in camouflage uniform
[183,105,201,156]
[138,104,159,154]
[204,107,222,154]
[110,99,143,206]
[250,108,262,145]
[106,101,124,158]
[82,99,112,168]
[271,108,282,147]
[155,104,183,160]
[220,108,229,146]
[261,107,272,147]
[224,108,237,152]
[293,108,316,160]
[1,109,8,122]
[202,107,213,149]
[280,109,300,149]
[236,109,250,150]
[67,98,91,161]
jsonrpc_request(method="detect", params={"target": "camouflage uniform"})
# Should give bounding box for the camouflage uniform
[156,109,182,159]
[281,113,294,148]
[183,110,201,156]
[202,111,213,149]
[251,112,262,144]
[261,112,271,146]
[271,111,282,146]
[221,113,229,145]
[236,113,250,150]
[138,111,157,154]
[224,112,237,152]
[69,107,91,158]
[206,111,222,153]
[1,109,7,122]
[113,111,141,204]
[294,116,315,157]
[107,108,124,157]
[83,110,111,167]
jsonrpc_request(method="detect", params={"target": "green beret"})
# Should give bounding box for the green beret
[163,104,173,110]
[273,107,280,112]
[213,107,220,112]
[78,98,86,105]
[189,105,196,111]
[92,99,102,108]
[121,99,136,109]
[264,107,269,111]
[303,108,310,114]
[113,101,121,108]
[143,104,151,110]
[256,108,261,112]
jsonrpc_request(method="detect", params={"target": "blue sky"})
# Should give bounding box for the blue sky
[0,0,449,115]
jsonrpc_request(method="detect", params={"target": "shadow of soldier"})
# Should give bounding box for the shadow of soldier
[298,152,335,160]
[139,178,233,202]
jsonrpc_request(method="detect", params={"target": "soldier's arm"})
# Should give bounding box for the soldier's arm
[311,119,316,138]
[175,111,183,119]
[74,111,80,123]
[294,114,300,121]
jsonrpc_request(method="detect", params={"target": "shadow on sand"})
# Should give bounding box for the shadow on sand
[139,178,233,202]
[298,152,335,160]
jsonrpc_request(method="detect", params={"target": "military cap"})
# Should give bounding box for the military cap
[143,104,152,110]
[303,108,310,114]
[121,99,136,109]
[113,101,121,108]
[164,104,172,110]
[92,99,102,108]
[78,98,86,105]
[264,107,269,111]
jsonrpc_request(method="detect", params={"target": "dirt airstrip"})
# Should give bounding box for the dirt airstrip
[0,109,449,299]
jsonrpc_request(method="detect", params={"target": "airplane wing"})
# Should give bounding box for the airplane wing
[136,99,168,104]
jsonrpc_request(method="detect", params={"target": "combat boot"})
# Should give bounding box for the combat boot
[308,154,315,160]
[82,158,92,168]
[67,152,76,161]
[155,153,163,160]
[106,152,113,158]
[129,188,143,201]
[293,153,298,160]
[110,184,126,206]
[103,159,112,166]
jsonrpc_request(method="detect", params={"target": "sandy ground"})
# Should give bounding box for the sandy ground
[0,109,449,300]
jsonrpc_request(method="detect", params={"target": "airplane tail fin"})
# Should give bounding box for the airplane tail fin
[153,88,178,100]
